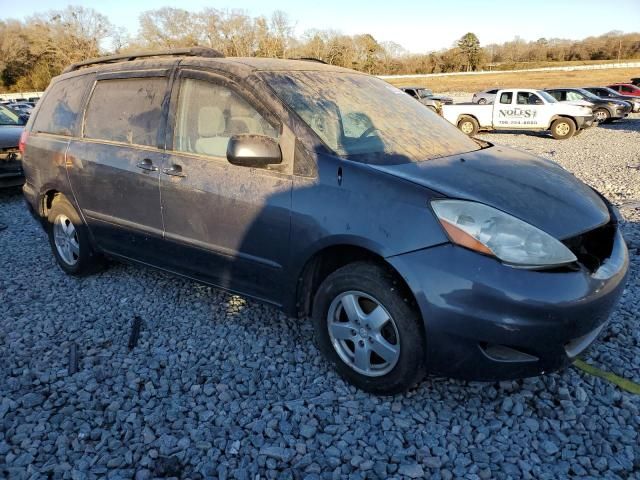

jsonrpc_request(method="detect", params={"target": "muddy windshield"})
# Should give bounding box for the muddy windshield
[263,72,481,164]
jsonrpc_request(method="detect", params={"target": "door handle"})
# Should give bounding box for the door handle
[162,165,186,177]
[136,159,158,172]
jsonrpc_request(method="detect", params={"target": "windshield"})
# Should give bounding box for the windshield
[263,72,481,164]
[0,105,22,126]
[537,91,557,103]
[600,87,621,96]
[417,89,434,98]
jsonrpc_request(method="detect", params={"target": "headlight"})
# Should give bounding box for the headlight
[431,199,577,269]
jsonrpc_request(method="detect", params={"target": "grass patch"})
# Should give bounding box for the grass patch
[385,67,640,93]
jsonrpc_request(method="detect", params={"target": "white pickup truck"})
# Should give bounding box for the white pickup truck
[441,89,595,139]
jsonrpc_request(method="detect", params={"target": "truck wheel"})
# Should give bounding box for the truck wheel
[478,98,487,105]
[312,262,426,394]
[458,116,479,136]
[593,108,610,123]
[47,196,104,276]
[550,118,576,140]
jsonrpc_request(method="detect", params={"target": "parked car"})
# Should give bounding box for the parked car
[472,88,500,104]
[583,86,640,113]
[545,88,631,123]
[21,48,629,393]
[401,86,452,104]
[8,102,34,116]
[607,83,640,97]
[399,87,443,113]
[442,88,595,139]
[0,105,26,188]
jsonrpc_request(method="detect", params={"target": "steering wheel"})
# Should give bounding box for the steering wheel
[358,126,378,139]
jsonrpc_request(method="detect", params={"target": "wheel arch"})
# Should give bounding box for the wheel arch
[547,115,576,130]
[457,113,480,126]
[292,242,419,322]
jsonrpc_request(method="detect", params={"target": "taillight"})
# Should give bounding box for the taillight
[18,130,28,155]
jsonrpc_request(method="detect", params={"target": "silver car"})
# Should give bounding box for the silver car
[472,88,500,104]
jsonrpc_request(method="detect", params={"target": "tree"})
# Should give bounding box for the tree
[138,7,203,48]
[457,32,481,71]
[0,7,113,91]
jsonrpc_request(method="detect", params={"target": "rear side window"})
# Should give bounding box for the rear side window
[499,92,512,104]
[84,78,166,147]
[32,75,91,136]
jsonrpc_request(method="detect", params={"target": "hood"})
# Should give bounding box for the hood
[0,125,23,150]
[370,146,610,240]
[431,95,453,103]
[617,95,640,103]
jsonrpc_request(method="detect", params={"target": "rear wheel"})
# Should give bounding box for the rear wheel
[593,108,610,123]
[550,118,576,140]
[47,196,103,275]
[312,262,426,394]
[458,116,479,136]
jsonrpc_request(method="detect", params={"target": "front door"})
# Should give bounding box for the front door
[159,71,293,305]
[66,72,169,263]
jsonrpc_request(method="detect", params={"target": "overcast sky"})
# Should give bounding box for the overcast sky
[3,0,640,53]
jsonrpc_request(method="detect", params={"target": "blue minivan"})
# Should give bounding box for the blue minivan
[21,48,629,393]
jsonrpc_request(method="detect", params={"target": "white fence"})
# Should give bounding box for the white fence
[378,61,640,80]
[0,91,44,101]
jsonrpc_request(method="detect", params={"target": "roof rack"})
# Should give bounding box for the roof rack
[63,47,224,73]
[289,57,328,65]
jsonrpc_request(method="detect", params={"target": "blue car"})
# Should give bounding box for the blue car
[21,48,629,393]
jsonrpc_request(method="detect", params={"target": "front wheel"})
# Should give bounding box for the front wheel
[478,98,487,105]
[312,262,426,394]
[550,118,576,140]
[593,108,610,123]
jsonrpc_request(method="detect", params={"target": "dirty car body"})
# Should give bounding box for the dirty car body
[21,50,629,391]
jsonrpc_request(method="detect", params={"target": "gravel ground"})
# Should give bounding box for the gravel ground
[1,115,639,480]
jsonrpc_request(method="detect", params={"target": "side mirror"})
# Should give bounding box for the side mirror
[227,134,282,168]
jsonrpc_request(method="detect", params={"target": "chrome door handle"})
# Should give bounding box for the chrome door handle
[136,159,158,172]
[162,165,186,177]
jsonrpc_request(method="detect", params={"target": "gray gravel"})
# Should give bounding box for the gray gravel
[1,115,639,479]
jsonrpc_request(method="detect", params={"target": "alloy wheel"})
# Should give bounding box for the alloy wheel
[53,214,80,266]
[327,291,400,377]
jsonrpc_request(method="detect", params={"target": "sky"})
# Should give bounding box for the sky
[1,0,639,53]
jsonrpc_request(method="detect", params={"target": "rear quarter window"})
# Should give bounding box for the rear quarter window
[31,75,92,136]
[83,77,167,147]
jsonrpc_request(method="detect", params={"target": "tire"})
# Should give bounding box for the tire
[550,118,576,140]
[457,116,479,136]
[478,98,487,105]
[312,262,426,394]
[593,108,610,123]
[47,196,103,276]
